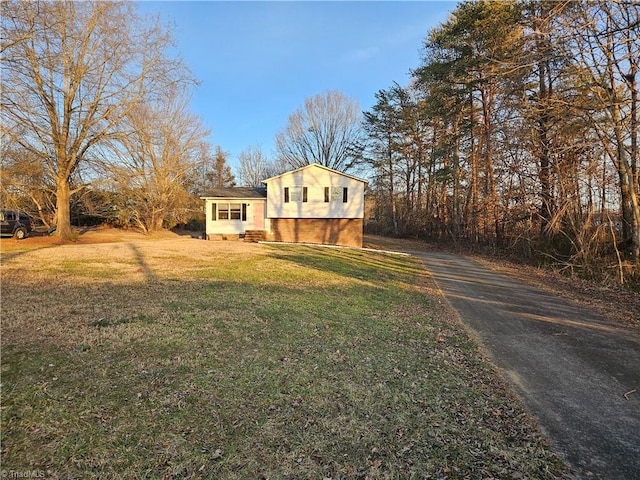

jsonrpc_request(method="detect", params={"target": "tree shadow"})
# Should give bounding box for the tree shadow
[128,243,159,283]
[171,229,206,239]
[268,244,425,284]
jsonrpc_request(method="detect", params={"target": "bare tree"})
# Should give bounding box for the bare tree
[237,146,281,186]
[275,90,364,172]
[562,0,640,265]
[112,87,210,233]
[1,1,190,239]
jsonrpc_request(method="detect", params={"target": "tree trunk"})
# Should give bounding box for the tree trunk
[387,135,399,236]
[628,58,639,264]
[467,92,480,244]
[54,179,73,239]
[537,69,554,236]
[153,211,165,232]
[610,90,640,264]
[480,84,500,245]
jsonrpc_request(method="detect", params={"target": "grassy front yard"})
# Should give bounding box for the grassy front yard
[1,235,570,479]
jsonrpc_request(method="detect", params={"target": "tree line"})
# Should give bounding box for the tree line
[360,0,638,284]
[2,0,637,284]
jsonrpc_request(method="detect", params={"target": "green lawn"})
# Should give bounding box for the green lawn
[1,238,570,479]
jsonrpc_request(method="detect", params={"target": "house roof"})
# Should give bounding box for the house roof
[262,163,368,185]
[200,187,267,199]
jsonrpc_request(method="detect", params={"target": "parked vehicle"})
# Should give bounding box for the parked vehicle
[0,209,32,239]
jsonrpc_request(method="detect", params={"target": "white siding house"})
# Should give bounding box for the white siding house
[200,187,268,240]
[201,164,367,247]
[264,164,366,219]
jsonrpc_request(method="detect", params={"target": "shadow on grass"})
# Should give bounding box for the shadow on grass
[0,230,59,261]
[0,245,53,262]
[268,245,428,284]
[128,243,159,283]
[0,243,572,480]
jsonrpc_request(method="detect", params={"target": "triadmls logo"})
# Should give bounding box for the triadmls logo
[1,471,46,479]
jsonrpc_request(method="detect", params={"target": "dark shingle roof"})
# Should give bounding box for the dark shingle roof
[200,187,267,199]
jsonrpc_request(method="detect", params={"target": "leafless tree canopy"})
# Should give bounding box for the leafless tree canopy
[111,87,210,233]
[237,146,285,187]
[1,1,193,238]
[275,90,364,172]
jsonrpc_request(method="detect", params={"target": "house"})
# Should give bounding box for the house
[201,163,367,247]
[200,186,268,240]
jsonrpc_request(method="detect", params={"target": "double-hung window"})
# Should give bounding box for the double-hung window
[325,187,348,203]
[284,187,307,203]
[213,203,247,221]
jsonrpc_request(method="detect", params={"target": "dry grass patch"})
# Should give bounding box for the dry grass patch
[1,236,571,479]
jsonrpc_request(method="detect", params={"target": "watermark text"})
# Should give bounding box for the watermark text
[1,470,46,479]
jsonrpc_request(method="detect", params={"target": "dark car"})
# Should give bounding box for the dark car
[0,209,32,239]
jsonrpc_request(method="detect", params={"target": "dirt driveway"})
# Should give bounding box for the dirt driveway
[413,250,640,480]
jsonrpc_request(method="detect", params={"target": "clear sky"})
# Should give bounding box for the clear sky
[137,1,454,173]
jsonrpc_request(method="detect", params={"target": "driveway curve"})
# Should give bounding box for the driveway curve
[413,251,640,480]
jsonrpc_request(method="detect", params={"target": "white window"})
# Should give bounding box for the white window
[212,203,247,221]
[284,186,307,203]
[325,187,347,202]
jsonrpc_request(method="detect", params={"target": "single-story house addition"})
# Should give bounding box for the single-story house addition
[200,163,368,247]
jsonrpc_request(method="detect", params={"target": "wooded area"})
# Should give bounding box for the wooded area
[361,0,639,285]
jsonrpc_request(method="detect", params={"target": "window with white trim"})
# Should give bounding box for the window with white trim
[284,186,307,203]
[325,187,347,202]
[212,203,247,221]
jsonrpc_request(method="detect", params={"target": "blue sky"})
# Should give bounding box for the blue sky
[137,1,454,173]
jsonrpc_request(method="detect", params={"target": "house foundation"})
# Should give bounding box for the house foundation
[269,218,363,247]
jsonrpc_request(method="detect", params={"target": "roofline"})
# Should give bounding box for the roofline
[262,163,368,185]
[199,196,267,200]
